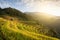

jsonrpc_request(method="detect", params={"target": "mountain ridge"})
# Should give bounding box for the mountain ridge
[0,7,59,40]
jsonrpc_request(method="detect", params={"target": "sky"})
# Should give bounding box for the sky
[0,0,60,16]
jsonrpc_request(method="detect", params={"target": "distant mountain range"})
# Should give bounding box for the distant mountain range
[0,7,60,40]
[25,12,60,38]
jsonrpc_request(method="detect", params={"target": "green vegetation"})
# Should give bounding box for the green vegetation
[0,7,59,40]
[0,18,59,40]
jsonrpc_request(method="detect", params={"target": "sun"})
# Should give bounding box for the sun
[45,8,60,16]
[40,6,60,16]
[43,10,60,16]
[38,4,60,16]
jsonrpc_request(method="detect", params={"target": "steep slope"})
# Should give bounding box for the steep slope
[0,17,59,40]
[0,7,59,40]
[25,12,60,38]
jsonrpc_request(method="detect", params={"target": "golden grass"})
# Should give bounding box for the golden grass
[0,18,59,40]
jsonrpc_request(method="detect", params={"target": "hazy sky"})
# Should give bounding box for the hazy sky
[0,0,60,16]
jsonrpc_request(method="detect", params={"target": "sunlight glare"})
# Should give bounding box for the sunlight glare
[37,2,60,16]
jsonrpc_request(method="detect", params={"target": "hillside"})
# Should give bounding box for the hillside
[25,12,60,38]
[0,7,59,40]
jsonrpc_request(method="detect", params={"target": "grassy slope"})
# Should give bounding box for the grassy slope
[0,7,59,40]
[0,17,59,40]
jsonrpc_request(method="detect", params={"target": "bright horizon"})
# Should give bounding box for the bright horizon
[0,0,60,16]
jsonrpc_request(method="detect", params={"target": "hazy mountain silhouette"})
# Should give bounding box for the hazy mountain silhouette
[0,7,59,40]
